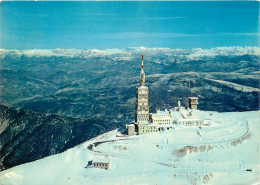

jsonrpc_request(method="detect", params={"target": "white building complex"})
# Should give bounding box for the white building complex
[127,55,211,136]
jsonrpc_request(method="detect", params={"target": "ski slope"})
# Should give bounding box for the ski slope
[0,111,259,185]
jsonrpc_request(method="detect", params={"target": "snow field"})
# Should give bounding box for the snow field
[0,111,259,185]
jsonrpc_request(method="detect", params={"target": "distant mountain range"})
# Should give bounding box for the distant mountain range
[1,46,259,59]
[0,47,259,119]
[0,46,259,170]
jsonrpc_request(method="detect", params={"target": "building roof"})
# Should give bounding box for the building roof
[150,109,170,115]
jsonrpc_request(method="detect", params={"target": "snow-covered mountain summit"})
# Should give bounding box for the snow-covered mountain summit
[0,110,259,185]
[0,46,259,59]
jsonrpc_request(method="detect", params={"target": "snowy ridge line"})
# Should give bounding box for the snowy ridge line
[83,129,118,144]
[205,78,260,93]
[0,46,259,58]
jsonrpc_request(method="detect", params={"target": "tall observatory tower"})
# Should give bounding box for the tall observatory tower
[135,55,149,125]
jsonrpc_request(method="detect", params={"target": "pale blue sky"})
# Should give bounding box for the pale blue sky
[0,1,259,49]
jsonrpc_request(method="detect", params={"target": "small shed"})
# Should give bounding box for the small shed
[86,156,110,170]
